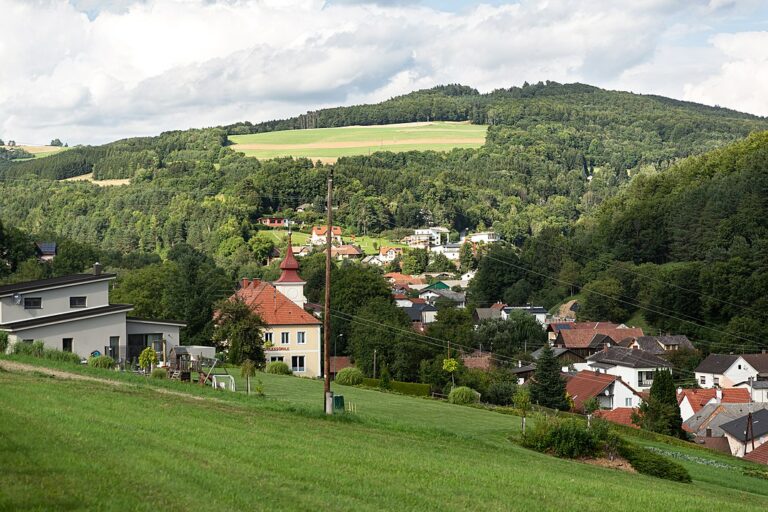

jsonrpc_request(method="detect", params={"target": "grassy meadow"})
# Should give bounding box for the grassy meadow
[264,229,405,254]
[229,122,487,161]
[2,145,67,159]
[3,357,768,511]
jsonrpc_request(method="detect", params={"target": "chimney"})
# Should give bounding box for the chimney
[93,262,102,275]
[677,386,682,395]
[241,278,250,289]
[715,388,723,401]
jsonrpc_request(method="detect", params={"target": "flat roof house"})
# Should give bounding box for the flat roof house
[0,264,185,362]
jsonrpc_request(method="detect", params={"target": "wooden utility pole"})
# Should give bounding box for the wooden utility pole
[323,168,334,415]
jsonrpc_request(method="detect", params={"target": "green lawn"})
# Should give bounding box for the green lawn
[2,358,768,511]
[266,229,404,254]
[229,121,487,160]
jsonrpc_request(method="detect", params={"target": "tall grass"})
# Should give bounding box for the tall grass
[12,341,81,364]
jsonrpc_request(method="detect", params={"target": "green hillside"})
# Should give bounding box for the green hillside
[2,361,768,511]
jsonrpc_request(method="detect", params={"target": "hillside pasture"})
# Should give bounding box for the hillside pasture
[1,144,67,159]
[229,121,487,162]
[2,361,768,511]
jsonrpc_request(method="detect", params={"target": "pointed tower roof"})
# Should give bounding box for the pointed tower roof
[276,233,304,283]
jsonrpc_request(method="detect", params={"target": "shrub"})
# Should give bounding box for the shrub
[88,355,116,369]
[448,386,480,405]
[335,367,364,386]
[546,419,598,458]
[13,340,45,357]
[266,361,292,375]
[483,381,517,406]
[0,331,8,354]
[379,365,391,390]
[42,348,81,364]
[138,347,158,371]
[151,368,167,379]
[618,442,691,483]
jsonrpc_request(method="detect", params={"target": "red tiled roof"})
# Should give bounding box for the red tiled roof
[379,246,403,256]
[595,408,638,429]
[410,298,426,304]
[312,225,342,236]
[232,279,320,325]
[558,328,644,348]
[330,245,363,256]
[548,321,621,332]
[490,302,507,310]
[565,371,620,411]
[677,388,751,414]
[745,442,768,464]
[700,436,732,454]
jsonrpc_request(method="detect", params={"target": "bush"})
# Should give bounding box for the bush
[13,340,45,357]
[88,355,116,369]
[335,367,364,386]
[151,368,167,379]
[448,386,480,405]
[42,348,81,364]
[266,361,292,375]
[483,381,517,406]
[618,443,691,483]
[0,332,8,354]
[138,346,158,371]
[521,415,600,459]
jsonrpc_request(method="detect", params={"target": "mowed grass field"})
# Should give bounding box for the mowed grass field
[2,145,67,159]
[229,121,487,162]
[263,229,404,254]
[3,359,768,511]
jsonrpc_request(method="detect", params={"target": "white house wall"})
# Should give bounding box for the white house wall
[8,312,127,359]
[0,280,111,324]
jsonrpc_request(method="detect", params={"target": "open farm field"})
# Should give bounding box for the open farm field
[229,121,487,162]
[2,358,768,512]
[2,145,67,159]
[265,229,404,254]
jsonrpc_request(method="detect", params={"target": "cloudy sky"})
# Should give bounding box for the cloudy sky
[1,0,767,145]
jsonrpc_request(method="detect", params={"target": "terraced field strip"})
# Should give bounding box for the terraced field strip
[229,121,487,161]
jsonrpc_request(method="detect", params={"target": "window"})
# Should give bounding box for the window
[24,297,42,309]
[714,377,720,385]
[270,356,284,362]
[700,376,706,385]
[62,338,73,353]
[108,336,119,359]
[148,334,163,352]
[22,339,33,344]
[291,355,305,372]
[738,364,742,370]
[625,397,633,407]
[70,296,87,308]
[264,332,273,343]
[297,331,306,344]
[281,332,289,344]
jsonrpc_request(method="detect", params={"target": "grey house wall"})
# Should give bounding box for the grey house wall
[8,312,128,359]
[0,280,111,324]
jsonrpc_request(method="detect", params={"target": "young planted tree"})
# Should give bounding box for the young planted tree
[213,298,267,366]
[138,346,158,374]
[513,386,531,434]
[529,344,568,410]
[442,357,459,389]
[241,359,256,395]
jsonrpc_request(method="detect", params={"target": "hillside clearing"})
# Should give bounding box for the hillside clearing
[229,121,487,162]
[2,358,768,511]
[62,172,131,186]
[1,144,66,159]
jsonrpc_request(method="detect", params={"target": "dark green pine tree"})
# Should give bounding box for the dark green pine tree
[633,369,686,438]
[530,345,569,410]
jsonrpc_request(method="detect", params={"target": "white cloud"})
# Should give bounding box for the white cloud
[0,0,764,145]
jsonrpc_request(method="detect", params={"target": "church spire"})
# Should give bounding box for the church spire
[276,232,304,283]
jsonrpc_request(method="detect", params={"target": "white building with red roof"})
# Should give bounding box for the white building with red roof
[232,237,322,377]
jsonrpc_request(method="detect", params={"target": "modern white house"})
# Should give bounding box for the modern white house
[465,231,500,244]
[0,264,185,362]
[404,227,449,248]
[429,243,462,261]
[578,346,672,391]
[695,353,768,389]
[501,305,548,326]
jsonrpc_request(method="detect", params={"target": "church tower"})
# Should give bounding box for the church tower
[274,234,307,308]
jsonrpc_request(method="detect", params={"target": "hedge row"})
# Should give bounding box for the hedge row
[361,378,431,397]
[618,442,692,483]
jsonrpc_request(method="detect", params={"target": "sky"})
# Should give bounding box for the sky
[1,0,767,145]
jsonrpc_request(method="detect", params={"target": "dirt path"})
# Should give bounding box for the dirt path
[0,360,213,402]
[233,137,485,150]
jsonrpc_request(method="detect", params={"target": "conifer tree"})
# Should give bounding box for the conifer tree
[632,369,686,438]
[530,344,568,410]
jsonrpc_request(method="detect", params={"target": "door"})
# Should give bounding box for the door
[62,338,73,353]
[127,334,146,363]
